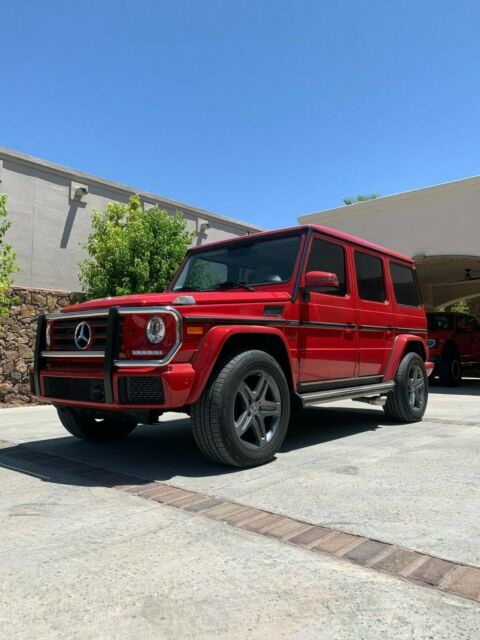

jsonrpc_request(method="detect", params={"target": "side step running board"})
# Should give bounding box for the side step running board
[298,381,395,407]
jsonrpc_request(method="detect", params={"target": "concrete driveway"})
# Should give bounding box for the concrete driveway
[1,380,479,639]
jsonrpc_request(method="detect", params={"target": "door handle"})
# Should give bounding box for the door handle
[386,326,395,337]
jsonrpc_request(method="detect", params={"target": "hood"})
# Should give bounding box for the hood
[62,290,292,313]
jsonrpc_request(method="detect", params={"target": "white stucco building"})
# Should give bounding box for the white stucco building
[299,178,480,311]
[0,148,262,292]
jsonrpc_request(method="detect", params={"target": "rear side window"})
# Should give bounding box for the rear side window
[389,262,420,307]
[354,251,386,302]
[306,237,347,296]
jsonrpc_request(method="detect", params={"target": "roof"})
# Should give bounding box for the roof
[0,146,263,232]
[188,224,414,263]
[299,175,480,223]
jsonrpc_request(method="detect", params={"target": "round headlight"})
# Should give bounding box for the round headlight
[146,316,165,344]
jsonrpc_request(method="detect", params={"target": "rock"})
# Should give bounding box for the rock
[0,286,84,405]
[0,382,11,397]
[21,304,37,319]
[18,343,33,359]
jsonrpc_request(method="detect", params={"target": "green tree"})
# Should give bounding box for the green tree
[442,299,473,314]
[343,193,379,205]
[79,195,193,298]
[0,194,19,327]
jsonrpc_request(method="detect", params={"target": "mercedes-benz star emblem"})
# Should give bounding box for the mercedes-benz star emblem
[74,321,92,350]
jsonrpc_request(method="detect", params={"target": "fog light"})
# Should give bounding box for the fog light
[145,316,165,344]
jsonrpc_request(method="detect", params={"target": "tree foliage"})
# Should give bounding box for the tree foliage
[343,193,379,205]
[79,195,193,298]
[0,194,19,325]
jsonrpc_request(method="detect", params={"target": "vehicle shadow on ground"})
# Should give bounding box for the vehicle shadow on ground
[429,377,480,396]
[0,405,386,489]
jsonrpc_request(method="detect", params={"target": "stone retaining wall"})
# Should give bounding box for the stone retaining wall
[0,288,83,404]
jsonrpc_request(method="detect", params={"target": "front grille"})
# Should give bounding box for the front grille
[51,316,120,352]
[118,377,165,404]
[44,377,105,403]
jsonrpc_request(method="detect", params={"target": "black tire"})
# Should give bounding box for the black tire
[56,407,137,442]
[438,346,462,387]
[191,350,291,468]
[383,352,428,423]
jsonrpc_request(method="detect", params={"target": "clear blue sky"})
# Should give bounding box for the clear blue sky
[1,0,480,228]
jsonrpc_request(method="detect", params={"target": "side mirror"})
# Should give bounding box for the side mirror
[304,270,340,292]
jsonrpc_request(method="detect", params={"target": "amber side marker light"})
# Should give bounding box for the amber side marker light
[187,326,204,335]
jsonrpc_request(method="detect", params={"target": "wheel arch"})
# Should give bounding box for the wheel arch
[188,325,297,404]
[383,335,427,381]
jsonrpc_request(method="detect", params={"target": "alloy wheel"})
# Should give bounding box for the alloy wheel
[407,363,426,410]
[233,370,282,450]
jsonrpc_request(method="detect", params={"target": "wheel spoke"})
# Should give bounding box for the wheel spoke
[254,374,269,401]
[235,409,252,434]
[251,415,267,444]
[238,381,254,405]
[259,400,280,416]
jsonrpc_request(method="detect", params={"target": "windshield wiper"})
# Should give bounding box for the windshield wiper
[213,281,255,292]
[172,285,203,292]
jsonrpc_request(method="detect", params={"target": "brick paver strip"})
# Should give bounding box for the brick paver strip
[204,502,246,520]
[345,540,388,565]
[312,531,358,554]
[289,526,331,547]
[0,439,479,605]
[449,568,480,600]
[372,547,421,575]
[263,519,308,540]
[409,557,457,586]
[242,513,284,532]
[184,498,223,513]
[220,507,262,526]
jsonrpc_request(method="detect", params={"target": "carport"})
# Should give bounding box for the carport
[298,176,480,311]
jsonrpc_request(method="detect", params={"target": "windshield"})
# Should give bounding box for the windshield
[172,234,302,292]
[427,314,454,331]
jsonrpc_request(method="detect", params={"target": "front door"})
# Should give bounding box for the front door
[298,235,357,386]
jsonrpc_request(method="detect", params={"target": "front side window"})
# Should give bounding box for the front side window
[172,234,301,291]
[306,237,347,296]
[354,251,386,302]
[390,262,420,307]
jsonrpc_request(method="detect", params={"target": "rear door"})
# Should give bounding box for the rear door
[298,234,357,385]
[353,250,395,377]
[456,315,478,361]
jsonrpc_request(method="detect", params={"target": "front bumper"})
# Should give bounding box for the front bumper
[32,307,194,410]
[425,360,435,377]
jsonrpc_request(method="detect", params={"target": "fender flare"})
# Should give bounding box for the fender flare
[383,335,427,381]
[187,325,297,404]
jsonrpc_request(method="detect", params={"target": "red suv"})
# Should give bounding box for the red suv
[427,312,480,386]
[32,225,433,467]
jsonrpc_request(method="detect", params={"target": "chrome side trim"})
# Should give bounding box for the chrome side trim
[46,309,109,320]
[41,350,105,358]
[299,381,395,407]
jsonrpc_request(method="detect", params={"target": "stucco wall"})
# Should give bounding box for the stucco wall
[0,148,261,292]
[298,177,480,259]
